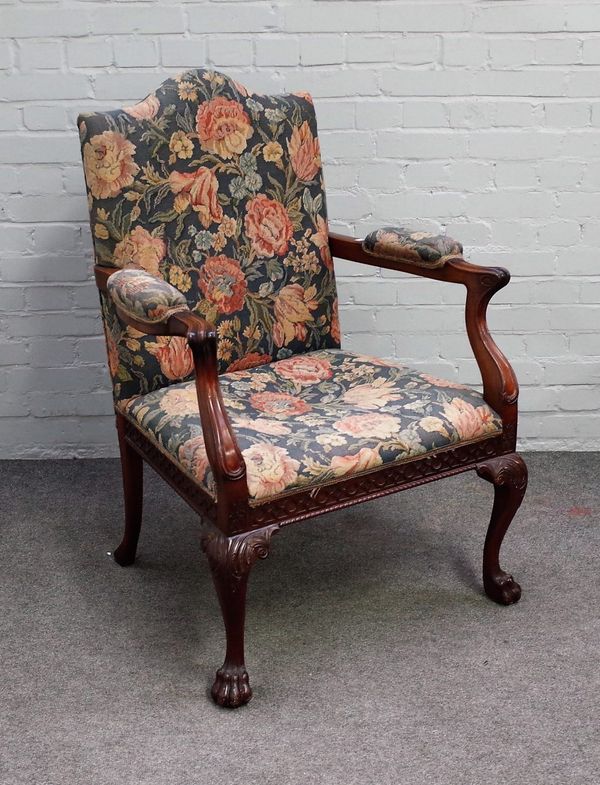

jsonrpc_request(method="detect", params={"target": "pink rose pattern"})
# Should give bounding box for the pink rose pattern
[79,69,338,404]
[122,349,502,502]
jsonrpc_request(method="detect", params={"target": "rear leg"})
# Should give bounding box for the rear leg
[113,414,143,567]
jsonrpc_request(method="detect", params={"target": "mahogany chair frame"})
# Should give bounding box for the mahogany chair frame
[96,231,528,708]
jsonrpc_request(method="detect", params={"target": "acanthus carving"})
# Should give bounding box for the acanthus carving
[476,453,528,493]
[247,434,505,531]
[475,452,528,606]
[499,421,517,452]
[479,269,508,291]
[201,525,280,579]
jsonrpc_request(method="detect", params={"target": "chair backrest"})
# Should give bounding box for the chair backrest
[78,69,340,402]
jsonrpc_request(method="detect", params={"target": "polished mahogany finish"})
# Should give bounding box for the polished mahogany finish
[96,227,527,708]
[476,454,528,605]
[113,415,143,567]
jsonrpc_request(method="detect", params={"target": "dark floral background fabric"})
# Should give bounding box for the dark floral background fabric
[121,350,502,503]
[79,69,339,402]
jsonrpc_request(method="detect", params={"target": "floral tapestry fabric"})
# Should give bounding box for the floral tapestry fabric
[120,349,502,503]
[79,69,339,402]
[363,226,464,268]
[100,290,196,389]
[107,268,189,326]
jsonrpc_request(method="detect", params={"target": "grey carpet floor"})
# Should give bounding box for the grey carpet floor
[0,453,598,785]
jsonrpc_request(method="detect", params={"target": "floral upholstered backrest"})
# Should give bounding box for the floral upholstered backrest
[78,69,340,402]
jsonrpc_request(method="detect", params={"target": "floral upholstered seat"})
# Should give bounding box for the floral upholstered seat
[120,349,502,503]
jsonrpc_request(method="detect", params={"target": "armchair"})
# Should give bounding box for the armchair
[79,69,527,708]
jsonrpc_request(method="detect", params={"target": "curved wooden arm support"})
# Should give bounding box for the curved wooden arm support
[329,233,519,443]
[95,265,248,519]
[172,311,246,482]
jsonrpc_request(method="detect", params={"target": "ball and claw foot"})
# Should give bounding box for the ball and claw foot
[113,541,136,567]
[211,665,252,708]
[484,571,522,606]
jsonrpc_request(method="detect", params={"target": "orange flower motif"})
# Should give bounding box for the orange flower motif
[83,131,139,200]
[244,194,293,257]
[113,227,165,276]
[94,223,109,240]
[330,298,341,344]
[223,216,238,238]
[442,398,499,440]
[231,416,291,437]
[333,413,401,440]
[159,385,199,417]
[420,373,470,390]
[293,91,313,105]
[179,435,210,484]
[275,353,333,385]
[147,336,194,381]
[123,94,160,120]
[343,380,401,410]
[232,79,251,97]
[263,141,283,162]
[242,443,300,500]
[113,226,166,276]
[178,81,198,102]
[226,353,271,372]
[199,255,247,314]
[168,167,223,228]
[196,96,253,159]
[312,214,332,269]
[351,354,400,369]
[331,447,383,478]
[272,284,319,347]
[288,120,321,182]
[169,130,194,160]
[419,416,449,437]
[250,392,311,417]
[104,327,120,378]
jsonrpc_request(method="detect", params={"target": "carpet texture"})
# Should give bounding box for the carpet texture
[0,454,598,785]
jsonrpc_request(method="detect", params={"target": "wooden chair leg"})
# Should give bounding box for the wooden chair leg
[476,453,528,606]
[113,415,143,567]
[202,527,276,708]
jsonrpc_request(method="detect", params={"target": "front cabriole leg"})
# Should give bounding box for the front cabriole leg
[476,454,528,606]
[202,525,278,708]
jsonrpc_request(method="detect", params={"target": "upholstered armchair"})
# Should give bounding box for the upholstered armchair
[78,69,528,708]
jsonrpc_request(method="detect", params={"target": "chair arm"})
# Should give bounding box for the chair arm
[107,268,190,328]
[95,266,247,513]
[329,233,519,438]
[362,225,463,269]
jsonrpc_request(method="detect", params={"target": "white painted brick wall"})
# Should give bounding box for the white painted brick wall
[1,0,599,456]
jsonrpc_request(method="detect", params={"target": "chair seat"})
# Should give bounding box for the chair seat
[120,349,502,504]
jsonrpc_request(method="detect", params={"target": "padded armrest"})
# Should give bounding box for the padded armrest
[362,226,463,269]
[107,268,189,327]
